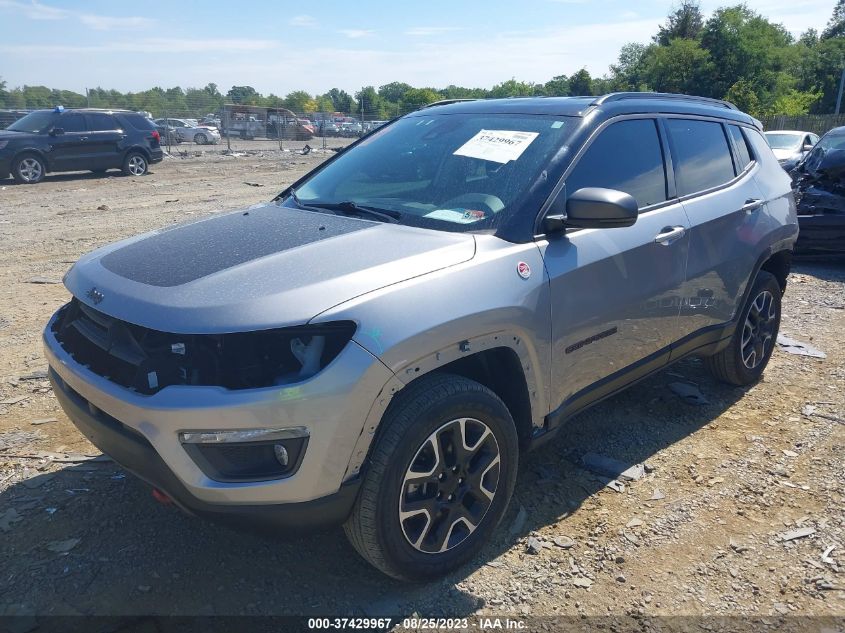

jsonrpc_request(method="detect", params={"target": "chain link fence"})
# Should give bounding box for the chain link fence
[761,113,845,136]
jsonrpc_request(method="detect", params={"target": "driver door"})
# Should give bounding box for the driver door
[537,117,690,412]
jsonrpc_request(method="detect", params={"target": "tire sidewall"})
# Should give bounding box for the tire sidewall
[14,154,45,184]
[372,387,518,580]
[730,272,782,383]
[124,152,147,176]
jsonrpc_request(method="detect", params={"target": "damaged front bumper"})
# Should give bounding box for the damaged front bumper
[43,308,394,530]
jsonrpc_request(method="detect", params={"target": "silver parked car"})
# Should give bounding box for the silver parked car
[764,130,819,171]
[154,117,220,145]
[45,93,797,581]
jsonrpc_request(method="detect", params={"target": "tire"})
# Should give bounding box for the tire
[194,133,207,145]
[705,270,781,386]
[344,373,518,581]
[122,152,148,177]
[12,153,45,184]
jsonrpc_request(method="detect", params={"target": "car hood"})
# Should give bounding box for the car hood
[0,129,32,140]
[63,203,476,333]
[772,147,800,160]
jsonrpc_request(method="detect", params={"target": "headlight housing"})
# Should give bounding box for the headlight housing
[52,299,356,394]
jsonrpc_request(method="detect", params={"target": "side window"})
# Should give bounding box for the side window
[59,115,87,133]
[86,113,119,131]
[666,119,736,196]
[565,119,667,209]
[728,125,753,173]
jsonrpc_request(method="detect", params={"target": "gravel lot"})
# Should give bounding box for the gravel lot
[0,147,843,628]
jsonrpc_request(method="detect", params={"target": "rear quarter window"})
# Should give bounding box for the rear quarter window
[728,125,753,172]
[116,113,156,131]
[666,119,735,196]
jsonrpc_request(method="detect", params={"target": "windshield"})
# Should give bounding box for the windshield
[7,111,56,133]
[290,112,575,233]
[817,130,845,152]
[764,133,803,150]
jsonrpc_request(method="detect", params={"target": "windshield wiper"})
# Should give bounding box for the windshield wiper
[301,200,401,223]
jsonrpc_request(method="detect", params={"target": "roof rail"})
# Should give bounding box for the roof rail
[420,98,478,109]
[592,92,739,111]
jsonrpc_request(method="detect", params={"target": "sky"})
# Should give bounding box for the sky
[0,0,836,96]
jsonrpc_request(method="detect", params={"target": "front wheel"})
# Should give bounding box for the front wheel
[344,373,518,581]
[704,270,781,385]
[122,152,148,177]
[194,133,208,145]
[12,154,45,184]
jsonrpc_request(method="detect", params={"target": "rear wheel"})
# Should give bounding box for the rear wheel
[194,132,208,145]
[344,373,518,581]
[122,152,148,177]
[705,270,781,385]
[12,154,45,184]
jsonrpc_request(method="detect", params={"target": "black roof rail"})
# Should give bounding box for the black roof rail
[592,92,739,111]
[420,98,478,109]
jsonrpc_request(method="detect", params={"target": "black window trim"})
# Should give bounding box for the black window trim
[533,113,678,238]
[662,114,759,204]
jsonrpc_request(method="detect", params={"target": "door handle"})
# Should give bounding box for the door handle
[741,198,764,214]
[654,225,686,245]
[80,136,88,141]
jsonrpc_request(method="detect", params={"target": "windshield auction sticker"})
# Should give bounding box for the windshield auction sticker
[453,129,539,164]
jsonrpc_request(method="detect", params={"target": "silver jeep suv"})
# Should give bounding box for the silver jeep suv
[44,93,797,580]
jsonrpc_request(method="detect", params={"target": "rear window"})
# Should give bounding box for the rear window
[728,125,753,172]
[565,119,668,209]
[116,113,156,131]
[666,119,735,196]
[86,113,120,131]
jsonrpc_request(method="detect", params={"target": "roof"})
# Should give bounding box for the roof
[31,107,135,114]
[410,92,758,127]
[763,130,812,135]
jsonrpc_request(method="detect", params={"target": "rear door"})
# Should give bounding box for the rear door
[538,117,690,412]
[83,113,125,169]
[667,117,764,355]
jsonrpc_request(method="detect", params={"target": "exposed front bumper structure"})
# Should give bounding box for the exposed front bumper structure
[43,308,394,528]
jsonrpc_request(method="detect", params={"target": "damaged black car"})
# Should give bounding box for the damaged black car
[790,125,845,255]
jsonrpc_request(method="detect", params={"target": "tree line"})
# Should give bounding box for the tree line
[1,1,843,119]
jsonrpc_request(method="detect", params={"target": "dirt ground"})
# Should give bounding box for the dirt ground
[0,146,843,629]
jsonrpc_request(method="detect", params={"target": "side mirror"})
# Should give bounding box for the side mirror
[802,143,814,152]
[49,127,65,136]
[545,187,638,231]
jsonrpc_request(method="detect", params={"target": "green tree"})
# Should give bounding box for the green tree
[283,90,316,113]
[768,88,821,114]
[543,75,570,96]
[643,38,715,95]
[355,86,385,119]
[724,79,761,115]
[654,1,704,46]
[324,88,355,113]
[488,79,538,98]
[699,6,794,101]
[226,85,260,104]
[399,87,440,112]
[609,43,649,91]
[568,69,594,95]
[377,81,412,103]
[822,0,845,39]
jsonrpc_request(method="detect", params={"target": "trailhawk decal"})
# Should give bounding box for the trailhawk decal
[565,327,619,354]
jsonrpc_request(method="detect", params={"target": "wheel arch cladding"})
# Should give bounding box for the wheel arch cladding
[760,249,791,294]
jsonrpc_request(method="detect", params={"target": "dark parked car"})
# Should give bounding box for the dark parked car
[790,125,845,255]
[0,107,163,184]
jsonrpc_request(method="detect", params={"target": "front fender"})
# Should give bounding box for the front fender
[312,234,553,443]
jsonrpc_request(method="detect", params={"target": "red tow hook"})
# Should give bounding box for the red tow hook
[151,488,173,505]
